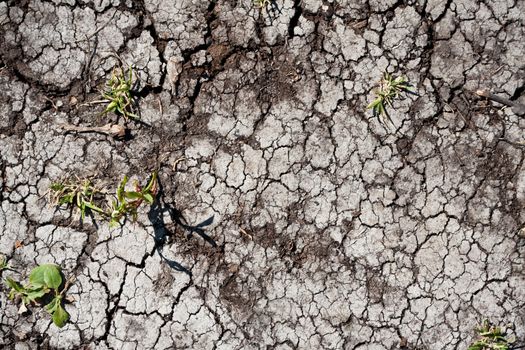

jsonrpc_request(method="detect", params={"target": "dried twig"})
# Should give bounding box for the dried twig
[475,89,525,116]
[59,123,126,139]
[239,228,253,239]
[60,276,76,298]
[172,157,186,171]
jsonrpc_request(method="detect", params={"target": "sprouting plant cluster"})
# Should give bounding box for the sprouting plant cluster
[49,177,106,222]
[100,66,139,120]
[367,72,413,124]
[49,172,157,228]
[468,320,515,350]
[58,64,139,140]
[5,264,71,328]
[0,64,161,330]
[108,172,157,227]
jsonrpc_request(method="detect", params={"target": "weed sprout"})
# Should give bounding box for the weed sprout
[5,264,72,327]
[367,72,413,125]
[468,320,514,350]
[101,66,139,120]
[48,172,158,227]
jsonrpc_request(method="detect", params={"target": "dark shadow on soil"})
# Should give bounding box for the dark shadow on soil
[268,0,282,18]
[258,0,281,25]
[147,178,216,276]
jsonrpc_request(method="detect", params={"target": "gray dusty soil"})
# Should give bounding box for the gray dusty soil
[1,0,525,349]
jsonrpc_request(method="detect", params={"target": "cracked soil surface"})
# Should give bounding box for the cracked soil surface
[1,0,525,349]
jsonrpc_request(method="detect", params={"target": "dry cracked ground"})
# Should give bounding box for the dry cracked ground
[0,0,524,349]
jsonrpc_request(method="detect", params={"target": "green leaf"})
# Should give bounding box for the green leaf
[25,286,47,301]
[376,102,384,116]
[142,193,154,204]
[83,201,105,214]
[109,218,121,228]
[21,295,32,305]
[59,194,73,205]
[52,303,69,328]
[29,264,62,290]
[467,343,484,350]
[393,76,406,84]
[6,277,24,293]
[45,297,59,313]
[124,191,143,200]
[117,176,128,202]
[127,112,140,120]
[0,256,8,271]
[367,98,382,110]
[143,172,157,193]
[115,201,126,215]
[396,82,411,90]
[106,100,118,111]
[80,200,86,221]
[76,192,82,208]
[50,183,64,191]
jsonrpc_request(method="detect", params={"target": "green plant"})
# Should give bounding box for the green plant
[468,320,514,350]
[101,66,139,120]
[108,172,158,227]
[5,264,71,327]
[367,72,412,124]
[0,255,9,271]
[48,172,158,227]
[49,177,106,222]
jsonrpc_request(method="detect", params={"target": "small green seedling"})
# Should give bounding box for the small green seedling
[48,172,158,227]
[108,172,157,227]
[5,264,71,328]
[49,177,106,222]
[468,320,514,350]
[367,72,413,125]
[101,66,139,120]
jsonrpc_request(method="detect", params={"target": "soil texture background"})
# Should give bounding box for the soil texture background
[0,0,525,349]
